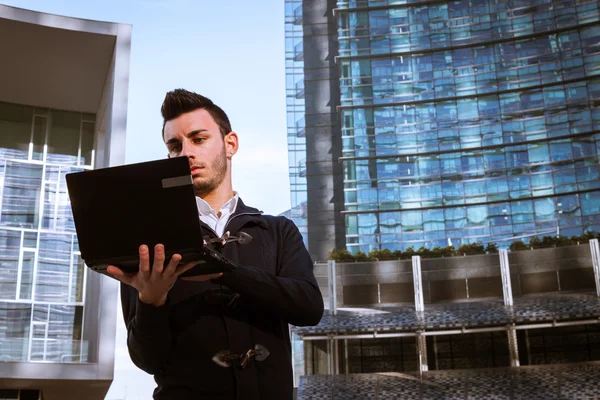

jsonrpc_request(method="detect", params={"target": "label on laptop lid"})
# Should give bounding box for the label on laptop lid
[161,175,193,188]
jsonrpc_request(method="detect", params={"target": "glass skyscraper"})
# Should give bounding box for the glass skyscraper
[290,0,600,257]
[285,0,310,248]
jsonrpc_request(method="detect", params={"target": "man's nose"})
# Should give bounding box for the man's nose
[181,141,195,158]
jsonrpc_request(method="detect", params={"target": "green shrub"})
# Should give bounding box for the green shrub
[354,251,372,262]
[555,236,573,247]
[432,245,455,258]
[570,235,588,244]
[541,236,555,247]
[457,242,485,255]
[485,243,498,253]
[327,234,586,261]
[368,248,397,260]
[510,240,528,251]
[328,248,355,262]
[416,246,433,258]
[529,236,542,248]
[402,246,416,259]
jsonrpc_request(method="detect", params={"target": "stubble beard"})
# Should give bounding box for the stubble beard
[193,145,228,198]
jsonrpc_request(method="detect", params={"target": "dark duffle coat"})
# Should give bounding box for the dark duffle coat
[120,198,324,400]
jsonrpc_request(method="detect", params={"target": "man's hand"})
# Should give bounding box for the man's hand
[107,244,222,307]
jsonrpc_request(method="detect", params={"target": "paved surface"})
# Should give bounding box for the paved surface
[291,293,600,336]
[297,362,600,399]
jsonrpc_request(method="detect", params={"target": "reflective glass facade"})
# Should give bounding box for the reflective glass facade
[0,101,93,363]
[286,0,309,247]
[336,0,600,252]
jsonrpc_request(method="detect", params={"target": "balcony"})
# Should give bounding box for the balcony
[295,117,306,137]
[295,79,305,99]
[293,41,304,61]
[293,4,302,25]
[298,159,307,177]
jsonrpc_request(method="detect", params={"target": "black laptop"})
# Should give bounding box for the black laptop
[65,156,237,279]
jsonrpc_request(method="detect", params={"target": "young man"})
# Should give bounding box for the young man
[107,89,324,400]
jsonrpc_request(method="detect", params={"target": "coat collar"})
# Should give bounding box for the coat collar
[199,197,268,237]
[226,197,268,232]
[232,197,262,216]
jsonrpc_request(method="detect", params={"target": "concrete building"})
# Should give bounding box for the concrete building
[0,5,130,400]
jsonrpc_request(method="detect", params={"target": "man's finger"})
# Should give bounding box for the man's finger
[106,265,133,285]
[163,253,182,276]
[152,244,166,275]
[181,273,223,282]
[139,245,151,276]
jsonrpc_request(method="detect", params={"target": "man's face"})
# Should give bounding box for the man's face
[163,109,235,197]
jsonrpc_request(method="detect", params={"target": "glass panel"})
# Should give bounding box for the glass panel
[0,230,21,299]
[71,254,85,303]
[35,233,72,302]
[0,162,43,228]
[42,181,57,230]
[358,213,378,235]
[489,203,511,226]
[534,198,556,221]
[0,303,31,361]
[512,200,534,223]
[47,305,83,341]
[423,209,444,231]
[30,339,45,361]
[19,251,35,300]
[23,231,37,248]
[445,207,466,229]
[33,304,48,322]
[402,211,423,231]
[56,168,76,232]
[291,332,305,387]
[467,205,488,226]
[32,322,46,339]
[581,191,600,216]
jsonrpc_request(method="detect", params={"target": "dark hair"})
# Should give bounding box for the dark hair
[161,89,232,138]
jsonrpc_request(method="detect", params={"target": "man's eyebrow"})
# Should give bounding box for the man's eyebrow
[185,129,208,138]
[165,129,209,145]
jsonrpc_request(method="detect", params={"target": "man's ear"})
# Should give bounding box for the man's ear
[224,132,239,158]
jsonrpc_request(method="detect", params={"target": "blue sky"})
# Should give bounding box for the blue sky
[1,0,290,216]
[0,1,289,398]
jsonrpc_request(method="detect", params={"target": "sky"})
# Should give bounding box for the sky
[0,1,289,398]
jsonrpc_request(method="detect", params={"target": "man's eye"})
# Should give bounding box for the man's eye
[193,138,205,144]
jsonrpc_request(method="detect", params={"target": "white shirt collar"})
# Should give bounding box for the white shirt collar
[196,192,239,218]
